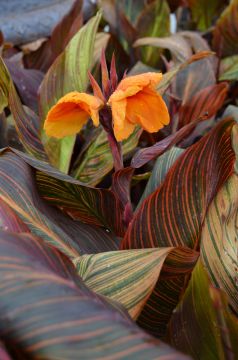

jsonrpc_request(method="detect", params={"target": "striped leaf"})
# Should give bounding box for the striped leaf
[219,55,238,81]
[0,56,10,113]
[0,149,120,257]
[72,127,141,186]
[138,147,184,208]
[0,231,189,359]
[131,118,207,169]
[200,124,238,314]
[157,51,215,95]
[3,148,125,236]
[0,57,47,161]
[122,118,236,249]
[187,0,224,30]
[174,57,216,106]
[134,34,193,63]
[213,0,238,57]
[39,12,102,173]
[178,83,228,129]
[0,199,30,233]
[135,0,170,65]
[75,247,198,321]
[169,260,238,360]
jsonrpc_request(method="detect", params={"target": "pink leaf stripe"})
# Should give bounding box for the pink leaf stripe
[122,118,236,250]
[0,231,188,359]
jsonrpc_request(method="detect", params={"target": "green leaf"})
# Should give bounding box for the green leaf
[0,231,190,359]
[219,55,238,81]
[187,0,224,30]
[138,147,184,208]
[72,127,141,186]
[75,247,198,322]
[135,0,170,65]
[0,56,10,113]
[39,11,102,173]
[169,260,238,360]
[200,125,238,315]
[213,0,238,57]
[0,149,120,257]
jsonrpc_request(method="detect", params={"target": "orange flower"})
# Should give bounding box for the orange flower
[108,72,170,141]
[44,92,104,138]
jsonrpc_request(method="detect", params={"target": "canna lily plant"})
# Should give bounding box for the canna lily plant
[44,52,170,170]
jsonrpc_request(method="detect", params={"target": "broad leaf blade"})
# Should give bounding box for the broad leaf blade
[0,55,10,113]
[123,119,236,249]
[178,82,228,128]
[0,231,190,359]
[0,149,120,257]
[75,247,198,321]
[134,34,192,63]
[138,147,184,208]
[219,55,238,81]
[0,199,30,233]
[200,124,238,314]
[0,56,48,161]
[2,148,125,236]
[187,0,224,30]
[135,0,170,65]
[213,0,238,57]
[169,260,238,360]
[39,12,102,173]
[73,127,141,186]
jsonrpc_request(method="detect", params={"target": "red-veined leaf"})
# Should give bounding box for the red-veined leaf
[75,247,198,327]
[123,118,236,250]
[157,52,216,95]
[138,147,184,208]
[4,58,44,112]
[122,120,237,336]
[0,149,120,257]
[213,0,238,57]
[131,118,206,168]
[173,57,216,105]
[0,199,30,233]
[178,82,228,128]
[0,231,190,359]
[200,125,238,314]
[2,147,125,236]
[0,56,48,161]
[169,260,238,360]
[72,127,141,186]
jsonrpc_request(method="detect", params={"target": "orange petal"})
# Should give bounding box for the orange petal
[117,72,162,91]
[108,72,163,103]
[111,98,136,141]
[126,87,170,132]
[44,92,103,138]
